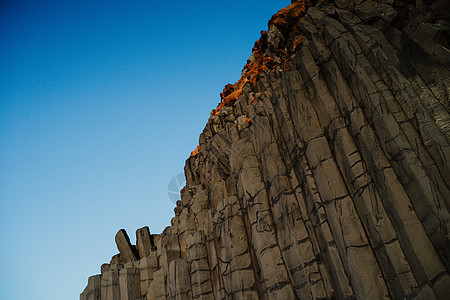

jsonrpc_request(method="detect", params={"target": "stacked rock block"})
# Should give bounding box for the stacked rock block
[81,227,160,300]
[82,0,450,298]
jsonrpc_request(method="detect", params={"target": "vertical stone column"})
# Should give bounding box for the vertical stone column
[148,268,166,300]
[186,232,214,299]
[139,251,158,296]
[100,269,120,300]
[213,196,260,298]
[119,267,140,300]
[167,258,192,299]
[80,275,101,300]
[136,226,153,259]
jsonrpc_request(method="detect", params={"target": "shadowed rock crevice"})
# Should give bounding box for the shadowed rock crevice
[82,0,450,299]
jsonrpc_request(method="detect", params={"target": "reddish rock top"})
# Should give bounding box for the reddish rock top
[189,145,199,157]
[211,0,312,117]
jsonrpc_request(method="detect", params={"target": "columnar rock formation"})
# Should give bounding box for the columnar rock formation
[81,0,450,299]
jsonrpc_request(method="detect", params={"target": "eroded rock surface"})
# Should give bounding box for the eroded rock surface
[82,0,450,299]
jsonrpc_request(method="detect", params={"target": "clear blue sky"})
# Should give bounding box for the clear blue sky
[0,0,290,299]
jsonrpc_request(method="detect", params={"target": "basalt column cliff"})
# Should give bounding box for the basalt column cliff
[81,0,450,299]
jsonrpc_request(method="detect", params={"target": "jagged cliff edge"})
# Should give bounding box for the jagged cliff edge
[81,0,450,299]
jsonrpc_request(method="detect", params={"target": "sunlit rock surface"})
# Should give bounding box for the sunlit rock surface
[81,0,450,298]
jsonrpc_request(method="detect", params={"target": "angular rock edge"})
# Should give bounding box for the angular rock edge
[81,0,450,299]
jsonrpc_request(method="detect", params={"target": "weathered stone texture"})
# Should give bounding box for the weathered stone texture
[82,0,450,299]
[136,226,154,259]
[115,229,139,264]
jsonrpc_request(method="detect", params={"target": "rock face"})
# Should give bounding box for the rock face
[81,0,450,299]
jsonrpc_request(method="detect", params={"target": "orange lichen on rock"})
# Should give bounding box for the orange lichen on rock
[213,83,242,115]
[212,32,279,116]
[269,0,311,35]
[292,20,307,50]
[294,35,306,50]
[190,145,199,157]
[271,0,310,55]
[211,1,312,116]
[244,118,253,125]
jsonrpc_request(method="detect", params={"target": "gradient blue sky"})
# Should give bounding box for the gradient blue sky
[0,0,290,299]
